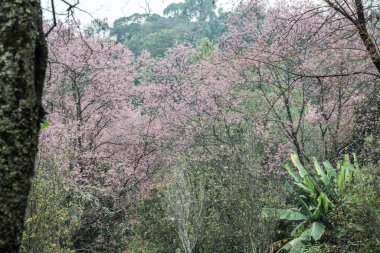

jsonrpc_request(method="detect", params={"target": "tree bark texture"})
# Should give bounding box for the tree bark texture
[0,0,47,252]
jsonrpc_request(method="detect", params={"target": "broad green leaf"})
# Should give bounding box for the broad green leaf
[278,209,309,221]
[312,192,330,219]
[280,241,292,252]
[261,208,309,221]
[323,160,336,179]
[343,154,350,167]
[295,182,313,193]
[289,239,307,253]
[311,208,321,220]
[291,221,306,237]
[285,164,301,183]
[303,176,317,195]
[291,154,308,178]
[299,228,312,241]
[342,154,354,182]
[337,164,346,192]
[346,164,354,182]
[319,192,330,213]
[313,158,329,187]
[297,198,312,217]
[280,238,306,253]
[336,161,342,171]
[309,222,325,241]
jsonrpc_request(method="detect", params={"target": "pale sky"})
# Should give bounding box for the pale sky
[42,0,240,25]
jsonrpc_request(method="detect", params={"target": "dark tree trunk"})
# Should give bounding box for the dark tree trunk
[0,0,47,251]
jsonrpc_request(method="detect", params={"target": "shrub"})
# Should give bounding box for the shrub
[20,158,82,253]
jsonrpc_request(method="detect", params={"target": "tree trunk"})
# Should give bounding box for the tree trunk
[0,0,47,252]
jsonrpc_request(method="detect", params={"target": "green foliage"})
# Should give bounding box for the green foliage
[20,159,82,253]
[325,165,380,253]
[164,0,217,21]
[198,166,284,253]
[349,88,380,164]
[142,29,180,58]
[265,154,359,252]
[111,0,227,57]
[192,37,217,61]
[129,156,285,253]
[71,184,131,253]
[21,158,131,253]
[130,187,179,253]
[303,165,380,253]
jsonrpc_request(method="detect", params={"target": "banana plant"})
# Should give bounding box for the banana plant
[263,154,359,253]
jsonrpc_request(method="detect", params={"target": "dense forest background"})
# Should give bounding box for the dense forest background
[19,0,379,252]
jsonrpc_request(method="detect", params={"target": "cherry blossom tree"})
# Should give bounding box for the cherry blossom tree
[39,23,243,251]
[221,0,375,162]
[40,23,166,251]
